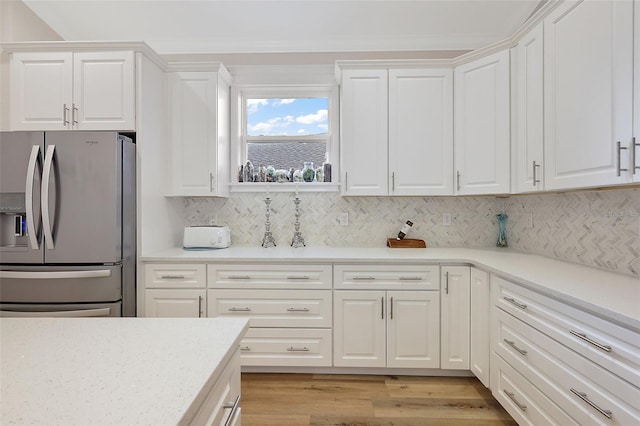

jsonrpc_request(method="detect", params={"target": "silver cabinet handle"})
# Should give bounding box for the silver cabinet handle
[345,172,348,192]
[392,171,396,192]
[399,276,423,281]
[25,145,41,250]
[570,330,612,352]
[228,307,251,312]
[617,141,628,176]
[390,296,394,320]
[504,390,527,412]
[222,395,241,426]
[287,276,310,280]
[228,275,251,280]
[504,339,528,356]
[633,137,638,174]
[286,346,310,352]
[41,144,56,250]
[240,346,251,351]
[209,172,214,192]
[456,171,461,191]
[381,296,384,320]
[72,104,78,125]
[353,276,376,281]
[160,275,186,279]
[532,161,541,186]
[286,307,310,312]
[445,271,449,294]
[63,104,70,126]
[198,295,203,318]
[570,388,612,419]
[503,296,527,310]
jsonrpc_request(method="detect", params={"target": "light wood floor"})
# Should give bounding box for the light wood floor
[241,373,516,426]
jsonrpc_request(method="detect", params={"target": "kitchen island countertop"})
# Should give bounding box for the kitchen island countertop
[142,246,640,330]
[0,317,249,425]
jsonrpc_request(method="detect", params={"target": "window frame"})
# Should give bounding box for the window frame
[231,84,340,191]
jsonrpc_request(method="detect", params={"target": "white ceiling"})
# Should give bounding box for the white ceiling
[22,0,543,54]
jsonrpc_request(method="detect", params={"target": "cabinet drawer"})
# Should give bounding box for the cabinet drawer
[495,308,640,425]
[492,275,640,388]
[208,264,332,289]
[144,264,206,288]
[491,352,578,426]
[334,264,440,290]
[240,328,332,367]
[207,289,332,327]
[187,349,241,425]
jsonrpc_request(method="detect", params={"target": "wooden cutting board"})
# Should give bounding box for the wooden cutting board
[386,238,427,248]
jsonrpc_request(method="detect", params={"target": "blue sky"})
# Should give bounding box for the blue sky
[246,98,328,137]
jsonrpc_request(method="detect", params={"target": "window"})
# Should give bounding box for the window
[235,86,337,185]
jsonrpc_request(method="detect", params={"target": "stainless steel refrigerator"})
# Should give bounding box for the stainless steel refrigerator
[0,131,136,317]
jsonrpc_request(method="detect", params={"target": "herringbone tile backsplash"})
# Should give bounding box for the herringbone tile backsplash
[184,187,639,277]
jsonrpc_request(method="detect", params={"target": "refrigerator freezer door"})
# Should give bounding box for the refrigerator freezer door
[42,132,122,263]
[0,302,121,317]
[0,132,44,264]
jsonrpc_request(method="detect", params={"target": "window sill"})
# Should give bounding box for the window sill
[230,182,341,193]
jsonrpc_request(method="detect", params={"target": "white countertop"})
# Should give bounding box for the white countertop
[142,246,640,330]
[0,317,249,425]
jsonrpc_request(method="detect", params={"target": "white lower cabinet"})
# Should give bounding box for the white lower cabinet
[240,328,332,367]
[144,263,206,318]
[470,268,490,387]
[440,266,470,370]
[333,290,440,368]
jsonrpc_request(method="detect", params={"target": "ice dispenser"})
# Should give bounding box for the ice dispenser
[0,193,28,248]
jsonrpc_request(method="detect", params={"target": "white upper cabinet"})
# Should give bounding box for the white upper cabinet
[454,50,511,195]
[340,69,389,196]
[513,23,544,193]
[11,51,135,131]
[388,69,454,195]
[168,67,230,197]
[340,65,453,196]
[543,0,634,189]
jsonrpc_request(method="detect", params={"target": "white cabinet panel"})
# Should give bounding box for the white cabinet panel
[454,50,511,195]
[634,0,640,182]
[544,0,634,188]
[470,268,490,387]
[388,69,453,195]
[144,289,205,318]
[341,69,388,195]
[514,23,544,193]
[441,266,470,370]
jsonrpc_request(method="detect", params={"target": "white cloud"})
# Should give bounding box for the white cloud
[317,124,328,130]
[273,99,296,106]
[248,115,294,135]
[296,109,328,125]
[297,129,307,134]
[246,99,268,114]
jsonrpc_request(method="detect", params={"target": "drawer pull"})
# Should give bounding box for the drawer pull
[504,339,527,356]
[222,395,241,426]
[287,276,310,280]
[570,330,612,353]
[503,296,527,310]
[399,276,423,281]
[159,275,186,279]
[504,390,527,412]
[570,388,612,419]
[287,346,310,352]
[286,307,310,312]
[240,346,251,351]
[228,275,251,280]
[353,276,376,280]
[228,307,251,312]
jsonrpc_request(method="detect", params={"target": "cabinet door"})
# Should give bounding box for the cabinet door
[389,69,453,195]
[454,50,510,195]
[169,71,224,196]
[514,23,544,193]
[11,52,73,130]
[470,268,490,387]
[341,69,388,196]
[634,0,640,183]
[73,51,135,130]
[441,266,471,370]
[387,291,440,368]
[144,289,205,318]
[333,290,386,367]
[544,0,634,189]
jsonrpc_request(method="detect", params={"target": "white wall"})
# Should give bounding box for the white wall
[0,0,62,42]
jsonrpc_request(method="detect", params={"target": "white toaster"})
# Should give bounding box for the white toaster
[183,226,231,249]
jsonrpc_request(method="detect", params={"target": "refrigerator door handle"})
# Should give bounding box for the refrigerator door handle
[0,270,112,279]
[42,144,56,250]
[0,308,112,317]
[25,145,41,250]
